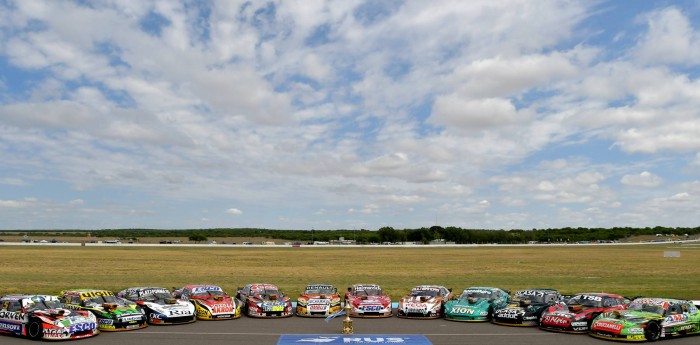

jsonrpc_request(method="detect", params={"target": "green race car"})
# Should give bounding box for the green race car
[444,287,510,322]
[61,289,147,331]
[589,297,700,342]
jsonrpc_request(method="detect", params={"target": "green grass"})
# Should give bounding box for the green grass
[1,244,698,300]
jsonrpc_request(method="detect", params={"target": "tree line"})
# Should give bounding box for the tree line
[4,226,699,244]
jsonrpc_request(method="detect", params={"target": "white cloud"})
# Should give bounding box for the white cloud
[634,7,700,65]
[620,171,662,187]
[225,208,243,215]
[430,97,531,130]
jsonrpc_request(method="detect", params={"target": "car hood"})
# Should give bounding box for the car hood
[32,309,94,327]
[250,294,289,303]
[449,297,490,309]
[349,295,391,307]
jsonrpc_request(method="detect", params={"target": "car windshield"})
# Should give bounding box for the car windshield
[355,287,382,296]
[567,295,603,308]
[252,286,279,296]
[24,297,63,311]
[86,295,119,305]
[410,288,440,297]
[305,285,335,294]
[628,303,664,315]
[461,290,492,300]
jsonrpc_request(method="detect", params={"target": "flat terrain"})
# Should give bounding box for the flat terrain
[1,243,698,300]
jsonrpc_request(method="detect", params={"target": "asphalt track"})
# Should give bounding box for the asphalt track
[2,313,699,345]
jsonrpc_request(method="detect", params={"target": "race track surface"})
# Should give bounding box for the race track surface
[2,313,699,345]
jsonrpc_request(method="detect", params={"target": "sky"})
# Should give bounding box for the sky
[1,0,700,231]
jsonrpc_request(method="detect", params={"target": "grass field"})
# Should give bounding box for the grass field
[0,244,698,300]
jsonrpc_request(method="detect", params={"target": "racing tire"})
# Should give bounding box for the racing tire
[644,321,661,342]
[587,313,599,329]
[27,319,43,340]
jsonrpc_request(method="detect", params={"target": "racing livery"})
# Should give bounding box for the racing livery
[344,284,392,318]
[61,289,147,331]
[540,292,628,333]
[397,285,452,319]
[492,288,561,326]
[236,283,293,318]
[589,297,700,342]
[444,287,509,322]
[116,287,196,325]
[0,294,98,340]
[296,284,341,317]
[172,285,241,320]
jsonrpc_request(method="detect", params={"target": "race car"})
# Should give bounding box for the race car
[0,294,99,340]
[397,285,452,319]
[295,283,342,317]
[344,284,392,318]
[540,292,628,333]
[172,285,241,320]
[60,289,147,331]
[444,287,510,321]
[589,297,700,342]
[492,288,561,326]
[236,283,293,318]
[116,287,196,325]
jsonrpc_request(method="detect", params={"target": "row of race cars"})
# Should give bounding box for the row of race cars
[1,283,699,342]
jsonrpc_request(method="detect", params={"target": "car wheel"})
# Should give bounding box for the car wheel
[587,313,599,329]
[27,319,43,340]
[645,321,661,342]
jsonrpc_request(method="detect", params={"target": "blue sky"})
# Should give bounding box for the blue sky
[2,0,700,230]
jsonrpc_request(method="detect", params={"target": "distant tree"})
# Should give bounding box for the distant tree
[189,234,208,243]
[378,227,397,243]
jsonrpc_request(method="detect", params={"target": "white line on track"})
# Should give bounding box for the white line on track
[118,331,557,337]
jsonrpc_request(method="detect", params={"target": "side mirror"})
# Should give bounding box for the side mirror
[347,287,351,292]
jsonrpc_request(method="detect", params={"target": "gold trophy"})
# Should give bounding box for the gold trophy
[342,303,353,334]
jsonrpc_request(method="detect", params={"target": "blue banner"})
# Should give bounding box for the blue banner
[277,334,432,345]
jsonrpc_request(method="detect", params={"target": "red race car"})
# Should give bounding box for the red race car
[540,292,628,333]
[344,284,392,318]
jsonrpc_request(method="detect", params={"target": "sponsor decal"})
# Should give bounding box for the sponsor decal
[0,321,21,333]
[120,315,143,322]
[263,304,285,312]
[309,299,330,305]
[277,334,432,344]
[627,328,644,335]
[192,286,223,293]
[593,321,623,333]
[69,322,96,333]
[79,291,114,299]
[211,304,235,314]
[665,314,688,323]
[450,307,474,315]
[571,321,587,327]
[309,305,328,311]
[542,316,569,326]
[515,290,546,298]
[0,311,24,321]
[149,312,166,320]
[98,319,114,325]
[360,305,383,312]
[464,289,492,295]
[572,295,602,302]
